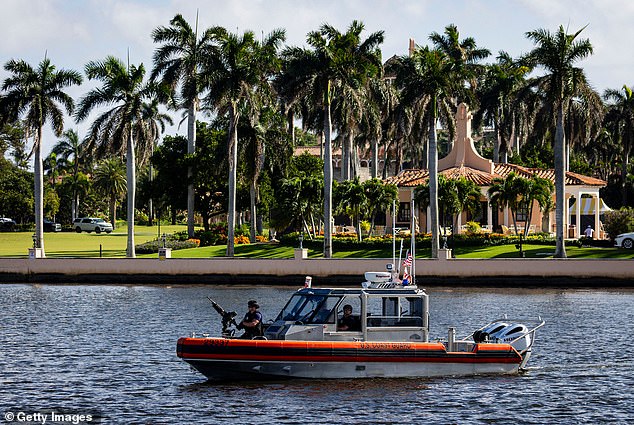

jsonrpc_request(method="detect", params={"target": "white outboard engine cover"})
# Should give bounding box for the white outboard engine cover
[473,322,509,343]
[494,323,531,352]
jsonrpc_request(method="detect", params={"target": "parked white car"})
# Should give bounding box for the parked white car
[614,232,634,249]
[73,217,113,234]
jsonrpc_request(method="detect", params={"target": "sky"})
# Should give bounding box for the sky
[1,0,633,160]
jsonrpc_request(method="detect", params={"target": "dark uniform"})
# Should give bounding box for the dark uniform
[240,300,263,338]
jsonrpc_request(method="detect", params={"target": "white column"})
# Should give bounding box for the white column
[575,194,582,238]
[503,206,509,226]
[426,206,431,233]
[593,195,600,239]
[563,194,570,238]
[487,200,493,230]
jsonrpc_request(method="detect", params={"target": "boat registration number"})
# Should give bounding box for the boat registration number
[359,342,412,350]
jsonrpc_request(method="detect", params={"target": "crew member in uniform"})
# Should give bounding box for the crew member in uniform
[239,300,263,338]
[337,304,360,331]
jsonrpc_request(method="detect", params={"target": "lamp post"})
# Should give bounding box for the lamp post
[298,234,303,250]
[32,233,37,249]
[162,233,167,248]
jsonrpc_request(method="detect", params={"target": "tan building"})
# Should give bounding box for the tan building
[385,103,608,239]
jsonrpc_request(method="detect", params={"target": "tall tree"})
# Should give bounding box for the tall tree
[364,178,398,236]
[51,129,84,220]
[604,85,634,206]
[93,158,127,228]
[1,57,82,255]
[390,46,458,258]
[137,99,173,225]
[203,28,286,256]
[474,52,529,162]
[281,21,384,257]
[524,25,595,258]
[76,56,156,257]
[151,14,223,237]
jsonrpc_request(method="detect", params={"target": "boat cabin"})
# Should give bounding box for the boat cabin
[264,285,430,342]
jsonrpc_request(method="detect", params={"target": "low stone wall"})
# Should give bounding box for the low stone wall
[1,256,632,286]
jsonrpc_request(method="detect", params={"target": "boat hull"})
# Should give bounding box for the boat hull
[177,338,522,380]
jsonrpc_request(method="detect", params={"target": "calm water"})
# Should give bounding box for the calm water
[1,283,633,424]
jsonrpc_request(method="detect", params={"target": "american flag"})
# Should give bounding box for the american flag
[402,251,412,268]
[403,268,410,286]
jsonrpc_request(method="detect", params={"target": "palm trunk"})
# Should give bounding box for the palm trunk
[554,103,567,258]
[288,109,295,145]
[126,127,136,258]
[371,138,379,179]
[110,194,117,230]
[323,86,333,258]
[249,182,257,243]
[187,101,197,238]
[226,103,238,257]
[148,162,154,226]
[429,110,440,259]
[35,127,45,255]
[622,150,629,206]
[72,192,77,222]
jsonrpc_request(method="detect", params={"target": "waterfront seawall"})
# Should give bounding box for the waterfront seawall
[0,257,632,286]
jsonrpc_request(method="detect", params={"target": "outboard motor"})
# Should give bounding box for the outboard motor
[473,322,509,343]
[493,323,531,352]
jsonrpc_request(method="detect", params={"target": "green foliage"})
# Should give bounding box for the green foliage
[0,158,33,222]
[602,208,634,239]
[135,236,199,254]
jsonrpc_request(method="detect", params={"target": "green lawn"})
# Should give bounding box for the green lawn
[1,227,632,259]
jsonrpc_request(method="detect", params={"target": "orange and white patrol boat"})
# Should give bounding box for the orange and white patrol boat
[177,271,544,381]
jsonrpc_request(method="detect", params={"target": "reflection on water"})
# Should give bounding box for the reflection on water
[1,284,633,423]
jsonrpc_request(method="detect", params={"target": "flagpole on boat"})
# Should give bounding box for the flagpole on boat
[392,200,396,269]
[410,197,415,286]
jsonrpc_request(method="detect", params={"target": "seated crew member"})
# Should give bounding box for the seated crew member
[337,304,360,331]
[239,300,263,338]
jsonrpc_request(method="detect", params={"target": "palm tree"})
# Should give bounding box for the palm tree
[603,85,634,206]
[151,14,223,237]
[474,52,529,162]
[51,129,84,220]
[203,28,286,256]
[281,21,384,257]
[1,57,82,255]
[75,56,156,257]
[334,177,367,241]
[390,46,458,258]
[430,23,490,102]
[524,25,595,258]
[137,99,173,226]
[364,178,398,236]
[415,175,462,243]
[488,172,529,236]
[93,158,127,228]
[453,177,482,228]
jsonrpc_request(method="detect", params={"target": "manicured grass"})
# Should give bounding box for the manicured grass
[0,224,189,258]
[1,228,633,259]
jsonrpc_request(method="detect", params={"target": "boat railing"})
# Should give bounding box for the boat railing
[458,317,546,347]
[510,317,546,354]
[366,315,424,328]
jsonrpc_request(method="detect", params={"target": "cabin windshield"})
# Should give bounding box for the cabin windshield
[276,294,339,323]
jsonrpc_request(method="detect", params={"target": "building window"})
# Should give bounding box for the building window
[398,202,411,223]
[516,202,529,222]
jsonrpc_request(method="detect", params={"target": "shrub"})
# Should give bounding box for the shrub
[134,236,199,254]
[602,208,634,240]
[464,221,482,235]
[234,235,250,245]
[255,235,268,243]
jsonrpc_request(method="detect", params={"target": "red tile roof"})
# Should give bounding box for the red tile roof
[385,164,606,187]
